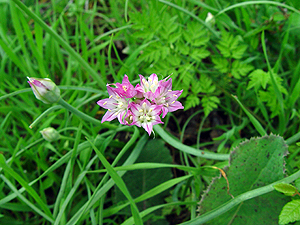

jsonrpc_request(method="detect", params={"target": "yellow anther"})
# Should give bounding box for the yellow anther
[103,101,107,105]
[139,109,143,113]
[146,116,151,120]
[171,101,175,104]
[148,78,152,82]
[140,116,144,120]
[142,102,147,108]
[173,94,177,97]
[142,79,146,84]
[149,108,153,113]
[109,95,113,99]
[122,86,128,92]
[108,109,112,112]
[166,103,169,107]
[168,90,172,92]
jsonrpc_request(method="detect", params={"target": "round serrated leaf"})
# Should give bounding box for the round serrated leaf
[199,135,289,224]
[274,183,297,196]
[279,200,300,224]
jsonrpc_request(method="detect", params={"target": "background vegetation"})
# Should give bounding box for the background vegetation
[2,0,300,224]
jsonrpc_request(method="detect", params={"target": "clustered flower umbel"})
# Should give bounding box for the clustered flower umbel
[97,74,184,135]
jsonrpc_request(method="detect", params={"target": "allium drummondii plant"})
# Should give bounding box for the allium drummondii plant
[97,74,184,135]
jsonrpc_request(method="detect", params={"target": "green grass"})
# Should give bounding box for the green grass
[1,0,300,224]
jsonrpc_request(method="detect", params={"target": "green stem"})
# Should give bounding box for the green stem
[216,1,300,17]
[261,31,285,135]
[286,132,300,145]
[10,0,105,89]
[180,169,300,225]
[57,98,117,130]
[29,105,62,128]
[232,95,267,136]
[153,125,229,161]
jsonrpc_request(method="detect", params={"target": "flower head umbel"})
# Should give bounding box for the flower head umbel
[97,74,184,135]
[97,85,128,124]
[27,77,61,104]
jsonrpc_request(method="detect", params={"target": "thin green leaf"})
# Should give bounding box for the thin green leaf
[10,0,106,89]
[0,154,53,219]
[86,138,143,225]
[153,125,229,160]
[232,95,266,136]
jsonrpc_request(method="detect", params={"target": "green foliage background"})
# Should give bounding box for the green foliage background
[2,0,300,224]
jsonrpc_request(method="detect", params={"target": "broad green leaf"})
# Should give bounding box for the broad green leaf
[274,183,297,196]
[279,200,300,224]
[199,135,289,224]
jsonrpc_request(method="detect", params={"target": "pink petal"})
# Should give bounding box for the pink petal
[161,107,168,118]
[97,98,113,109]
[142,123,153,136]
[168,101,184,112]
[101,111,117,123]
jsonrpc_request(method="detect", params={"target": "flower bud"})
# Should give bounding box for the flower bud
[27,77,61,104]
[40,127,60,142]
[205,12,215,26]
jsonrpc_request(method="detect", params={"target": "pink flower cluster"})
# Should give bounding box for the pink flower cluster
[97,74,184,135]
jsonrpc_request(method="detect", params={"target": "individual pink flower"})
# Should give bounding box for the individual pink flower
[130,99,163,135]
[133,83,144,99]
[123,110,134,125]
[154,78,184,118]
[135,74,160,100]
[114,75,137,98]
[97,85,128,124]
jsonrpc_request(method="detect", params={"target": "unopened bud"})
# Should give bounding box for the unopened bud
[40,127,60,142]
[205,12,215,26]
[27,77,60,104]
